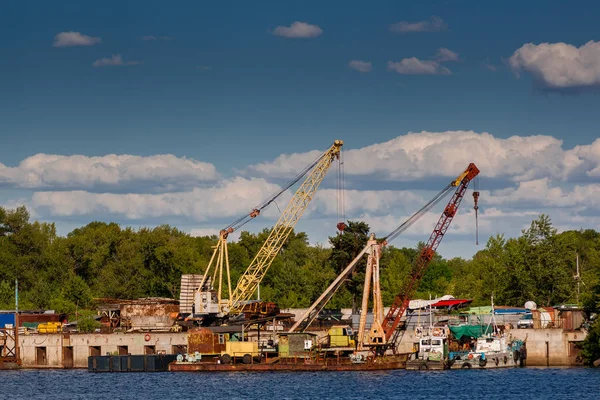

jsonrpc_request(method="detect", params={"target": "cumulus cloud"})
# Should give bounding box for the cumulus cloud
[245,149,325,179]
[348,60,372,73]
[435,48,459,62]
[5,132,600,260]
[509,40,600,91]
[53,31,101,47]
[92,54,142,67]
[245,131,600,184]
[388,58,451,75]
[272,21,323,38]
[311,189,424,217]
[363,207,482,239]
[30,177,283,222]
[0,153,218,189]
[486,178,600,210]
[389,16,447,33]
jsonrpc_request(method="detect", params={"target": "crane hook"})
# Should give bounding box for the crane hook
[473,191,480,245]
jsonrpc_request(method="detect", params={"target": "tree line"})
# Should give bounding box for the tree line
[1,207,599,313]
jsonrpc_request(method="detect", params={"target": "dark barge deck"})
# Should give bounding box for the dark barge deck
[168,354,408,372]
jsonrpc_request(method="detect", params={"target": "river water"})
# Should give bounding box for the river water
[1,368,599,399]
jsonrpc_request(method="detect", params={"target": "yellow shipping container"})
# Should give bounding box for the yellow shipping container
[222,341,259,357]
[327,325,355,348]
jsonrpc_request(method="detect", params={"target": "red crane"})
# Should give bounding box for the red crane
[381,163,480,349]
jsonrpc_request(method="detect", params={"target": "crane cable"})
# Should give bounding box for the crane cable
[336,148,346,232]
[383,184,454,244]
[223,147,330,233]
[473,176,480,245]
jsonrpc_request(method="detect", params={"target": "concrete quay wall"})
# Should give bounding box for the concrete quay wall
[396,328,586,366]
[17,327,587,368]
[510,329,585,366]
[19,332,187,368]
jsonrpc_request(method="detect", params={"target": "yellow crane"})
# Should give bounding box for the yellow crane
[227,140,343,314]
[194,140,344,318]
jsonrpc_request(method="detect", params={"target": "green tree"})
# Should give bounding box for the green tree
[328,221,371,310]
[0,280,14,308]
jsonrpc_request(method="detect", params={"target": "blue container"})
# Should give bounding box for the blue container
[0,313,15,328]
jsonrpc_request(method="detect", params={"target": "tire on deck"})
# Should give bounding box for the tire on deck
[220,354,232,365]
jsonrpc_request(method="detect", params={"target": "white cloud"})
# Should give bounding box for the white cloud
[364,208,479,239]
[389,16,447,33]
[142,36,157,41]
[31,177,282,221]
[53,31,101,47]
[388,58,451,75]
[509,40,600,90]
[272,21,323,38]
[92,54,142,67]
[244,131,600,184]
[486,178,600,210]
[348,60,372,73]
[435,48,459,62]
[310,189,424,217]
[4,132,600,260]
[245,149,324,179]
[0,153,218,189]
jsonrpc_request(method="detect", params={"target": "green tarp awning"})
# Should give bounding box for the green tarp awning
[449,325,493,339]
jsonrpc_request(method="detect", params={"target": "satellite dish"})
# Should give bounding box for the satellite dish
[524,301,537,310]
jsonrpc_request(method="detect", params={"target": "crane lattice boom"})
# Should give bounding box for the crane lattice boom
[228,140,343,314]
[382,163,480,346]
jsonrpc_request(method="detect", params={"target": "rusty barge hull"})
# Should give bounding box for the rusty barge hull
[169,355,408,372]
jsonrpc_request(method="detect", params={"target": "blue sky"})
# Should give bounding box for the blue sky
[1,0,600,258]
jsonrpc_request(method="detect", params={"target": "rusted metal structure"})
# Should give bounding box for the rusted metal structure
[168,353,408,372]
[94,297,180,332]
[187,326,243,355]
[0,314,20,369]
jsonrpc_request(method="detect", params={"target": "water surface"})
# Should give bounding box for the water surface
[2,367,599,399]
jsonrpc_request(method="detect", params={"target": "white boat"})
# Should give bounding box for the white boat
[448,296,527,369]
[407,295,527,370]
